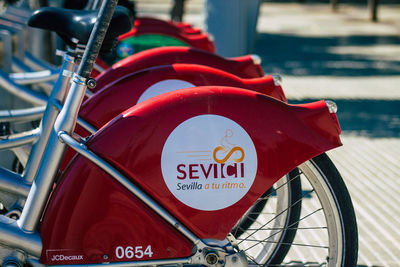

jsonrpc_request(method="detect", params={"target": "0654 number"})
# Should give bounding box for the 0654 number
[115,245,153,259]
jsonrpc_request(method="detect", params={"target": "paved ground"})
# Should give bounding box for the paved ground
[136,0,400,266]
[253,6,400,266]
[255,3,400,266]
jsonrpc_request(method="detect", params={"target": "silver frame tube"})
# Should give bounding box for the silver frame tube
[10,57,55,96]
[0,128,40,150]
[19,74,87,232]
[0,69,48,106]
[10,55,57,96]
[23,53,75,185]
[54,100,97,134]
[0,216,41,257]
[76,117,97,134]
[17,3,126,230]
[9,70,58,85]
[0,106,45,123]
[0,168,30,197]
[23,52,60,73]
[12,56,35,73]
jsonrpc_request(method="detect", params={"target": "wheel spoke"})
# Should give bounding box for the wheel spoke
[237,187,313,246]
[242,239,329,250]
[238,205,324,252]
[233,155,357,266]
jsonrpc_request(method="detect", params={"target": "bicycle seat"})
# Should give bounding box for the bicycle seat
[27,6,133,54]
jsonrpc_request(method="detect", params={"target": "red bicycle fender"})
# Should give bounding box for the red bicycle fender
[81,64,283,129]
[88,87,342,238]
[95,47,263,90]
[42,87,341,264]
[60,64,276,171]
[135,17,202,35]
[118,26,215,53]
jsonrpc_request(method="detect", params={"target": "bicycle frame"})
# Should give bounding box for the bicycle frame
[0,68,48,106]
[9,69,57,86]
[0,1,344,265]
[1,1,266,238]
[0,0,135,261]
[0,50,76,203]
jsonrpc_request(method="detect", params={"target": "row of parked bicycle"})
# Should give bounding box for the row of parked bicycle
[0,0,358,266]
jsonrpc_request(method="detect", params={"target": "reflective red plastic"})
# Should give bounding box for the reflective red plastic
[95,47,264,90]
[135,17,202,35]
[82,64,284,128]
[42,86,341,265]
[59,64,280,170]
[40,157,193,265]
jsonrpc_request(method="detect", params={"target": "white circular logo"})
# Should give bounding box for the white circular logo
[161,115,257,211]
[137,79,195,104]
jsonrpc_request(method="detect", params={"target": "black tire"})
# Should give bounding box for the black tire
[235,153,358,267]
[309,153,358,267]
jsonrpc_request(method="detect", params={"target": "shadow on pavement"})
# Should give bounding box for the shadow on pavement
[254,33,400,76]
[255,32,400,138]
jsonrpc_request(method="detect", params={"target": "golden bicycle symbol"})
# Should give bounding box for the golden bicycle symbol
[213,146,245,164]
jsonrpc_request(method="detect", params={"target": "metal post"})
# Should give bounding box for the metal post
[368,0,378,22]
[331,0,339,11]
[205,0,260,57]
[0,30,12,72]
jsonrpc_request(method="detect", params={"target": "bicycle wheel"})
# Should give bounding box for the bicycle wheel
[235,153,358,267]
[232,168,302,264]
